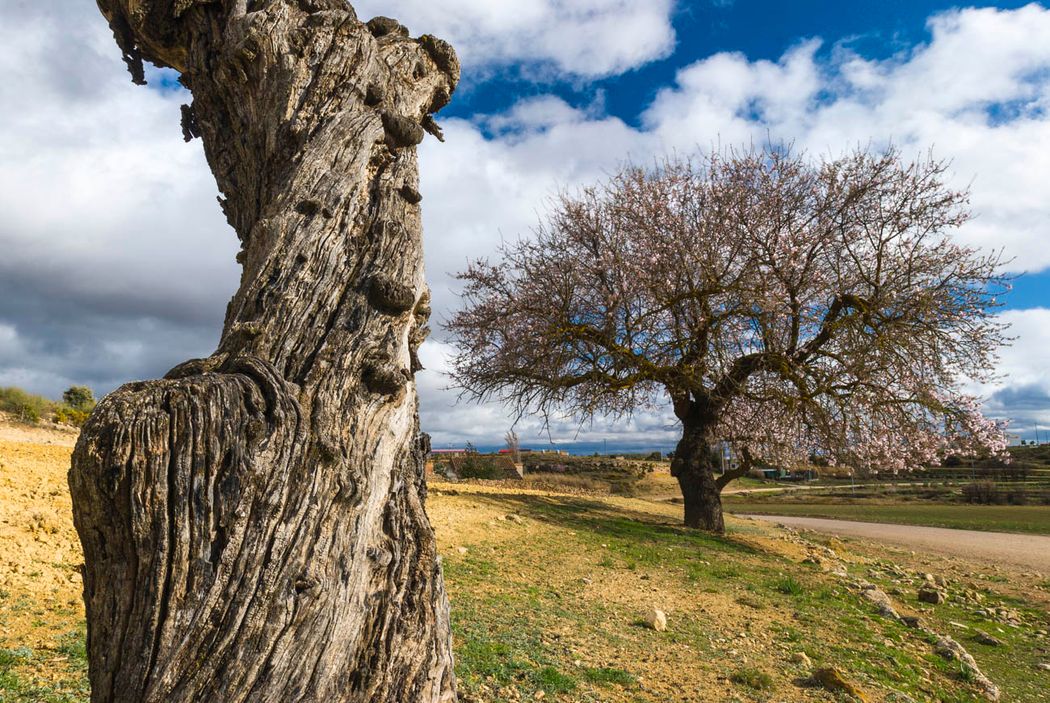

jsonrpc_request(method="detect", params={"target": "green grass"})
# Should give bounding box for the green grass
[771,575,804,596]
[0,636,89,703]
[4,489,1047,703]
[582,666,635,686]
[729,667,773,690]
[725,501,1050,534]
[439,492,1028,702]
[852,560,1050,702]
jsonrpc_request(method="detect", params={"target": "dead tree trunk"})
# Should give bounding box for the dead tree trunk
[68,2,459,701]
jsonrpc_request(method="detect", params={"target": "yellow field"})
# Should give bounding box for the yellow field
[2,421,1050,702]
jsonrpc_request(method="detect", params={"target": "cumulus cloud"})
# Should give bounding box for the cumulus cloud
[418,5,1050,442]
[0,0,237,399]
[979,309,1050,436]
[641,4,1050,274]
[352,0,678,78]
[417,339,681,450]
[2,1,1049,447]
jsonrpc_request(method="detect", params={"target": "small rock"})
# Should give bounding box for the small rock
[813,668,868,702]
[974,631,1003,647]
[935,637,1000,700]
[1036,662,1050,672]
[918,587,946,605]
[901,615,923,629]
[791,652,812,668]
[457,547,468,555]
[645,608,668,632]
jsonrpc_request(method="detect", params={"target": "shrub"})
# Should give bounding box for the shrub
[1003,487,1028,505]
[0,386,53,423]
[962,481,1000,505]
[457,457,502,480]
[53,406,92,427]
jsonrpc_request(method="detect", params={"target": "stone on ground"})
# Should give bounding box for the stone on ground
[645,607,668,632]
[813,667,868,702]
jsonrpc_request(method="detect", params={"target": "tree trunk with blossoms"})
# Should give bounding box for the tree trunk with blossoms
[448,147,1009,533]
[68,2,460,701]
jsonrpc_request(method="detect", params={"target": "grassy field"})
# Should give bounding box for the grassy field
[3,427,1050,702]
[724,500,1050,535]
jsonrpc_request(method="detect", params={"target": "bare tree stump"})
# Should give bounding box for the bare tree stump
[69,2,459,701]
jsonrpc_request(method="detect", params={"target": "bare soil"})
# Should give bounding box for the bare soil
[3,419,1049,702]
[745,514,1050,571]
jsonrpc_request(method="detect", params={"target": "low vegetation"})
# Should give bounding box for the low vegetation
[4,421,1049,702]
[0,385,95,427]
[523,455,658,496]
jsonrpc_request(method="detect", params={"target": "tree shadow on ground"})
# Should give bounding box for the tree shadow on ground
[435,488,761,557]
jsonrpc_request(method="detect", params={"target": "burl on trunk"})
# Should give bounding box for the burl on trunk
[68,2,459,701]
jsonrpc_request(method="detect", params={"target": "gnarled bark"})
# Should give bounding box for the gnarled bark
[670,403,726,533]
[68,2,459,701]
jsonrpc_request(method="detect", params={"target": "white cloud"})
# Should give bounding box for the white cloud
[351,0,677,77]
[415,5,1050,443]
[990,309,1050,391]
[416,339,680,449]
[977,308,1050,436]
[0,1,237,397]
[641,5,1050,274]
[3,1,1050,447]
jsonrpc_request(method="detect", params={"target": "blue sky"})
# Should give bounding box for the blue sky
[446,0,1038,123]
[0,0,1048,451]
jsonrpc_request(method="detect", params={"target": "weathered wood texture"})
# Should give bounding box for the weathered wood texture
[68,2,459,701]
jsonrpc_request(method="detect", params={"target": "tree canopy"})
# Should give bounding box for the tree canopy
[448,147,1009,528]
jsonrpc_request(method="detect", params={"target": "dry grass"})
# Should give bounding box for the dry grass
[2,421,1049,702]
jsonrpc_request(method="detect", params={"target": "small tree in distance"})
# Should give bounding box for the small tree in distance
[447,146,1009,532]
[62,385,95,411]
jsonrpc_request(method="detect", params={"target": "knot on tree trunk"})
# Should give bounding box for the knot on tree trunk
[419,35,461,86]
[368,274,417,314]
[381,111,426,148]
[366,16,408,38]
[362,360,411,396]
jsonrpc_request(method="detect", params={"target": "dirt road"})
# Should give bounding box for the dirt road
[743,515,1050,572]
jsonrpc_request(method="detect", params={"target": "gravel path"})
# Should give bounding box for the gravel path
[743,515,1050,572]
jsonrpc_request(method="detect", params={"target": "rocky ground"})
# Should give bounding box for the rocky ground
[1,419,1049,702]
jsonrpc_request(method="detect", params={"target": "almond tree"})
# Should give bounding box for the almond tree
[447,148,1009,532]
[69,2,460,701]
